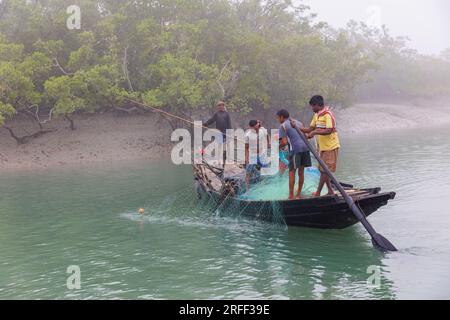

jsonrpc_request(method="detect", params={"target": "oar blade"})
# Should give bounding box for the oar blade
[372,233,398,252]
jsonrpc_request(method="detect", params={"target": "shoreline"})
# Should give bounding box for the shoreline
[335,103,450,135]
[0,113,173,172]
[1,102,448,172]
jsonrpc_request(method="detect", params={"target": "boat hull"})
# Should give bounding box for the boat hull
[206,189,396,230]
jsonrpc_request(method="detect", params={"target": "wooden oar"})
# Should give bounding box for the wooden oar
[292,121,397,252]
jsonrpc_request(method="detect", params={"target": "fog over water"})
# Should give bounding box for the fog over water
[302,0,450,55]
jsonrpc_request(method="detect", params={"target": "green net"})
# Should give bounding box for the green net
[238,167,327,201]
[211,189,287,229]
[131,166,328,230]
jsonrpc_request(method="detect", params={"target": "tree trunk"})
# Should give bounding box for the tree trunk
[20,110,44,130]
[65,114,76,130]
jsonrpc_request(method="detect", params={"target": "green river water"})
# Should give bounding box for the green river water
[0,128,449,299]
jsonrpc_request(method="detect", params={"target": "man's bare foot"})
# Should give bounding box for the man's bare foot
[289,194,295,200]
[296,194,302,200]
[312,192,321,198]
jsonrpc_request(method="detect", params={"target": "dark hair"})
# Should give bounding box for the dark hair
[276,109,290,119]
[309,95,325,107]
[249,120,258,127]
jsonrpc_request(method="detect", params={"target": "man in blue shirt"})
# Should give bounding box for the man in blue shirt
[276,110,312,200]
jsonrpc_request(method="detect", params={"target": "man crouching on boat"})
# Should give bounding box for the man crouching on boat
[276,110,312,200]
[299,95,341,197]
[245,120,270,191]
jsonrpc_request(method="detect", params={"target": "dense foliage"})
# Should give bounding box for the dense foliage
[0,0,449,130]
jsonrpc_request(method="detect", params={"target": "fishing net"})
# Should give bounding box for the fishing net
[212,189,287,229]
[238,167,327,201]
[142,165,327,230]
[190,163,331,228]
[133,184,287,230]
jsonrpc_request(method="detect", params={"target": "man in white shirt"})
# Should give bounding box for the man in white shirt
[245,120,270,190]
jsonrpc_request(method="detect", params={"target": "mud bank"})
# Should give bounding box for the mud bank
[0,113,173,171]
[335,103,449,135]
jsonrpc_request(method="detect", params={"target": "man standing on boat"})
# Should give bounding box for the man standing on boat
[205,101,232,166]
[276,110,312,200]
[299,95,341,197]
[244,120,270,190]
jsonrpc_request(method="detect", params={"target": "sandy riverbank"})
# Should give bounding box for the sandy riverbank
[0,102,448,171]
[336,102,450,135]
[0,113,173,171]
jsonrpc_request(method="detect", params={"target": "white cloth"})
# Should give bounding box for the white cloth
[245,127,269,164]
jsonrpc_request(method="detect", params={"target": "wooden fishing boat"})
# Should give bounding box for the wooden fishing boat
[193,163,396,230]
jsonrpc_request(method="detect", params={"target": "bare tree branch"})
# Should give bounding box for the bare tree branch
[217,58,232,98]
[122,46,134,92]
[53,57,73,76]
[28,104,54,125]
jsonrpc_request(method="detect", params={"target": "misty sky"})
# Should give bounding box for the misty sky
[301,0,450,55]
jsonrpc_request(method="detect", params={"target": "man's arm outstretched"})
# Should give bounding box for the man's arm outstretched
[204,113,217,127]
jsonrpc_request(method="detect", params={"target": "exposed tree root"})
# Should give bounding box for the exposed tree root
[4,127,56,145]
